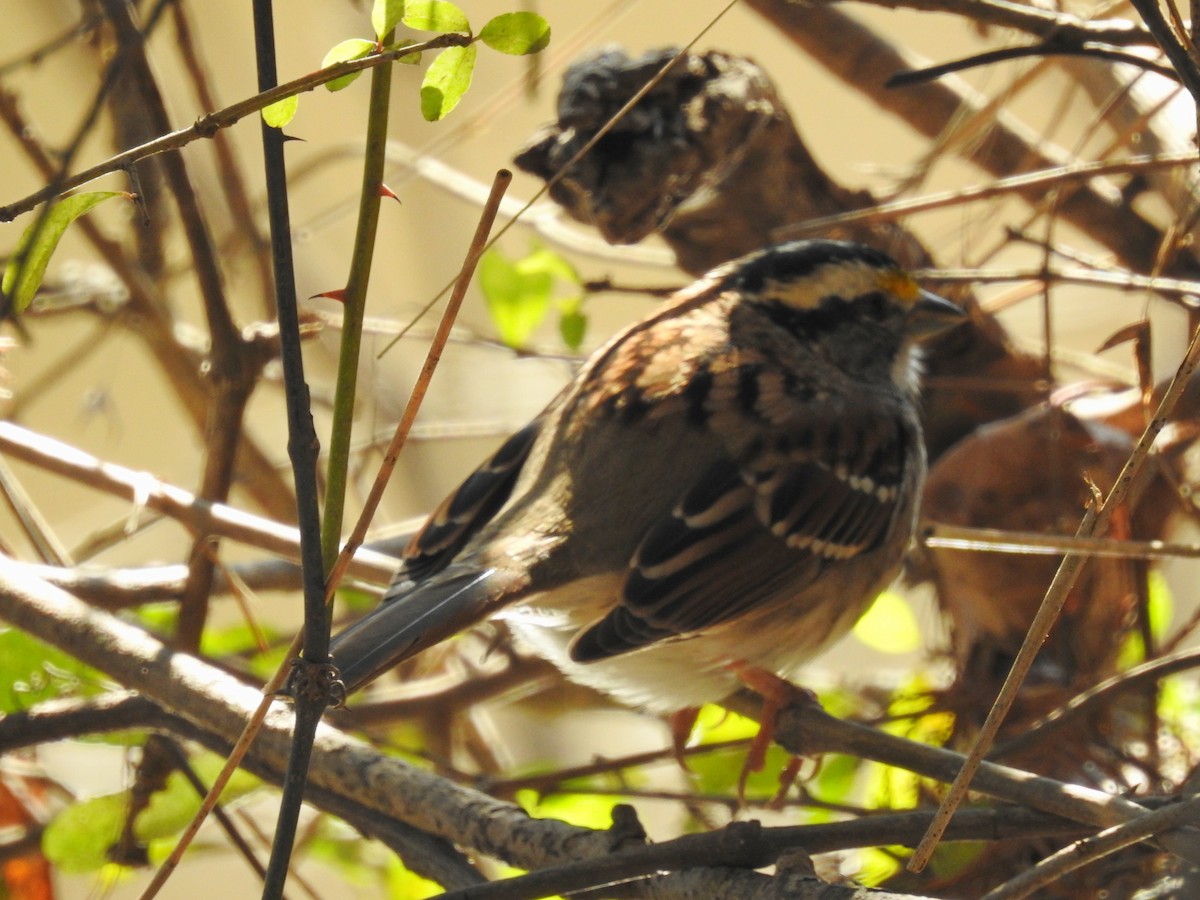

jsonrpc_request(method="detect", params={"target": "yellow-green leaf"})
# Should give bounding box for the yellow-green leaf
[42,794,126,873]
[262,94,299,127]
[479,247,550,347]
[371,0,405,40]
[3,191,124,314]
[420,44,476,121]
[479,12,550,55]
[321,38,377,92]
[558,300,587,350]
[852,591,920,654]
[388,38,422,65]
[137,757,260,841]
[403,0,469,33]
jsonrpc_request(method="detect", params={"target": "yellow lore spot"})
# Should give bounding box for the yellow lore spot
[877,269,923,306]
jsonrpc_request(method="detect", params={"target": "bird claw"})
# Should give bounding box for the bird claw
[726,663,818,803]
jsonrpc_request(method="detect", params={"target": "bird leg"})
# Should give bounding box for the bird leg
[727,663,818,802]
[668,706,702,770]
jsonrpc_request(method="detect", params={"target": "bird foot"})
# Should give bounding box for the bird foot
[667,706,701,770]
[727,663,817,802]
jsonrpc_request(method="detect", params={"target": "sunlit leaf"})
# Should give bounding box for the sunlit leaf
[812,752,861,807]
[200,620,276,657]
[322,38,377,92]
[371,0,405,39]
[403,0,469,33]
[857,846,905,886]
[420,44,476,120]
[42,794,125,873]
[479,12,550,55]
[2,191,124,314]
[386,856,442,899]
[1146,569,1173,640]
[520,244,579,283]
[479,249,551,347]
[137,759,260,841]
[262,94,299,127]
[389,38,423,64]
[1118,570,1175,668]
[0,627,104,712]
[516,790,620,831]
[852,591,920,654]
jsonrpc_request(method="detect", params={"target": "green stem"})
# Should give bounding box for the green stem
[322,33,395,570]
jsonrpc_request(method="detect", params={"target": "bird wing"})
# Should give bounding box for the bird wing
[330,421,543,692]
[398,419,543,583]
[569,403,912,662]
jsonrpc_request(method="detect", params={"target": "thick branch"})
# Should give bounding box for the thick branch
[742,0,1192,276]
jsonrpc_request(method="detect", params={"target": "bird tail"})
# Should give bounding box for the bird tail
[330,567,511,693]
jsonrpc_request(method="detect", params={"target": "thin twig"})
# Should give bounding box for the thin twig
[0,34,473,222]
[378,0,743,355]
[777,152,1200,239]
[0,421,397,583]
[321,26,397,568]
[923,523,1200,561]
[981,796,1200,899]
[322,169,512,599]
[992,647,1200,758]
[887,41,1180,88]
[910,323,1200,870]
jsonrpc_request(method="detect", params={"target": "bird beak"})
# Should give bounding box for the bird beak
[907,289,966,339]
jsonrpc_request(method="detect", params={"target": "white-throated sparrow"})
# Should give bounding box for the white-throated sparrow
[331,240,963,714]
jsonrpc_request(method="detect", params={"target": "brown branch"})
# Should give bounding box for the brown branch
[97,0,256,650]
[742,0,1192,276]
[0,34,473,222]
[0,421,397,583]
[168,2,273,316]
[835,0,1152,48]
[781,152,1200,239]
[1127,0,1200,105]
[0,86,295,519]
[981,796,1200,899]
[993,647,1200,758]
[0,564,1179,899]
[723,690,1200,864]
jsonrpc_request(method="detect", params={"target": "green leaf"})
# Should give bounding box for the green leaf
[0,627,105,712]
[42,794,126,873]
[519,244,579,283]
[558,302,587,351]
[372,0,405,39]
[403,0,469,33]
[811,753,862,807]
[388,38,422,65]
[3,191,123,314]
[857,846,905,887]
[1146,568,1174,640]
[385,857,442,899]
[137,756,260,841]
[321,38,377,92]
[479,12,551,55]
[479,248,551,347]
[517,790,621,831]
[261,94,299,127]
[852,591,920,654]
[420,44,476,121]
[1118,570,1175,668]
